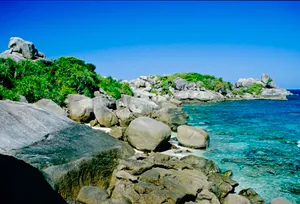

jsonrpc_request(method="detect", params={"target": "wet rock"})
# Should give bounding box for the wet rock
[238,188,265,204]
[208,173,238,200]
[77,186,109,204]
[224,170,233,178]
[126,117,171,151]
[177,125,209,149]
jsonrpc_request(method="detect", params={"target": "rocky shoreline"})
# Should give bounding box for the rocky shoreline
[0,37,294,204]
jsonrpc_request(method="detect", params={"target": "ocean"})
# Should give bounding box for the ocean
[183,90,300,203]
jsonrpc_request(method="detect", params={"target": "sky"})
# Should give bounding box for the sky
[0,1,300,88]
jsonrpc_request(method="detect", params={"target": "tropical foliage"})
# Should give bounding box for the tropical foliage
[0,57,133,105]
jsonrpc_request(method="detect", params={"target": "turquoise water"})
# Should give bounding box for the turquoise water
[183,91,300,203]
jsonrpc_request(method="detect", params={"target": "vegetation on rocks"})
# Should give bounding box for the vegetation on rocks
[158,72,232,94]
[0,57,133,105]
[232,83,263,95]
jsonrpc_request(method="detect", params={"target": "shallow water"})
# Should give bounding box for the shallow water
[183,90,300,203]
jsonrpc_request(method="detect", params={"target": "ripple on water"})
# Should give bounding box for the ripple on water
[183,97,300,203]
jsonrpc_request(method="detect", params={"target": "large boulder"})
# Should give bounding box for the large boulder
[177,125,209,149]
[115,108,134,127]
[126,117,171,151]
[93,94,116,109]
[67,94,93,122]
[174,90,224,102]
[36,98,66,116]
[261,73,276,88]
[236,78,263,88]
[0,154,67,204]
[0,100,134,201]
[173,77,187,90]
[94,105,118,127]
[259,88,290,100]
[270,197,292,204]
[238,188,266,204]
[152,107,187,131]
[8,37,37,59]
[223,194,250,204]
[120,95,160,116]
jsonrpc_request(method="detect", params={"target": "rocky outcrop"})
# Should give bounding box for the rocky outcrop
[174,90,225,102]
[0,100,134,201]
[223,194,250,204]
[235,78,263,88]
[67,94,94,122]
[0,37,49,62]
[259,88,291,100]
[126,117,171,151]
[36,98,66,116]
[177,125,210,149]
[80,153,241,204]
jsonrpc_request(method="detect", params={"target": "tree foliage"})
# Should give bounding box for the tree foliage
[0,57,133,105]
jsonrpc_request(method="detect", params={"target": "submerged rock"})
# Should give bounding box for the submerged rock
[126,117,171,151]
[270,197,292,204]
[0,100,134,201]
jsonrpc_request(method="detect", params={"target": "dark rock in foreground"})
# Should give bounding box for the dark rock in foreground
[0,100,134,201]
[0,154,66,204]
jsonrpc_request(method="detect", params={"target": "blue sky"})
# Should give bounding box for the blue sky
[1,1,300,88]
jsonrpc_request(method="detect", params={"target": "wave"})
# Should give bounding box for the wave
[298,140,300,148]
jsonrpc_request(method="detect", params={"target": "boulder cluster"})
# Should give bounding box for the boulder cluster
[0,37,49,62]
[76,152,268,204]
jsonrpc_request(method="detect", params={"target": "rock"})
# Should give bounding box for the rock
[261,74,270,84]
[132,89,154,99]
[121,95,160,116]
[90,118,99,127]
[173,77,187,90]
[238,188,265,204]
[208,173,238,200]
[19,95,28,103]
[153,107,187,131]
[196,81,204,87]
[186,82,197,90]
[0,50,25,62]
[8,37,38,59]
[180,155,220,175]
[236,78,263,88]
[109,126,126,140]
[126,117,171,151]
[77,186,109,204]
[269,197,291,204]
[224,170,233,178]
[177,125,209,149]
[159,101,178,109]
[174,90,224,102]
[94,106,118,127]
[36,98,66,116]
[67,94,93,122]
[0,100,134,201]
[169,98,182,105]
[115,108,133,127]
[241,93,254,100]
[196,189,220,204]
[116,170,138,182]
[0,154,67,204]
[260,88,290,100]
[223,194,250,204]
[93,95,116,109]
[111,180,140,203]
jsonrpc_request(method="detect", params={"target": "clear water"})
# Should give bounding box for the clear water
[182,90,300,203]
